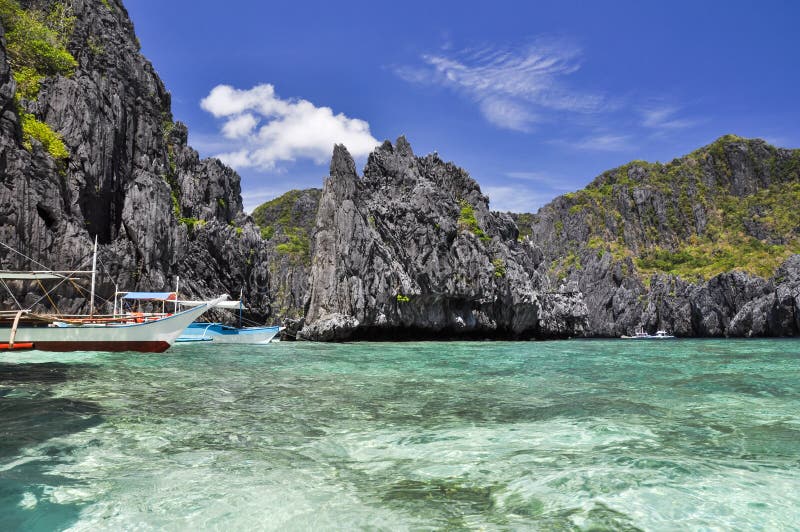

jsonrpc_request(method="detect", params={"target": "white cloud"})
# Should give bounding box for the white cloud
[200,84,380,170]
[396,38,607,131]
[215,149,252,168]
[221,113,258,139]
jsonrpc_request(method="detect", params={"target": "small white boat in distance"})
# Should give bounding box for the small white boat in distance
[621,327,675,339]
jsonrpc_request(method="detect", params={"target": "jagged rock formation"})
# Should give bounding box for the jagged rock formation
[2,1,797,339]
[0,0,272,319]
[517,136,800,337]
[297,139,588,341]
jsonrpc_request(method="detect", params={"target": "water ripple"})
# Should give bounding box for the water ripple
[0,339,798,529]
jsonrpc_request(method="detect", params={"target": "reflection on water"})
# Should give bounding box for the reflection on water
[1,340,799,530]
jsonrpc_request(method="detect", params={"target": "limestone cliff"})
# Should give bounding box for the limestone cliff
[517,136,800,337]
[297,139,588,341]
[0,0,272,319]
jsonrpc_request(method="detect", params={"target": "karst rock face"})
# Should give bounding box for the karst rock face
[517,136,800,337]
[299,139,588,341]
[0,0,272,318]
[3,1,798,340]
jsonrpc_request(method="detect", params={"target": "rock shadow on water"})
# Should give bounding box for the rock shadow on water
[0,362,76,386]
[0,362,104,531]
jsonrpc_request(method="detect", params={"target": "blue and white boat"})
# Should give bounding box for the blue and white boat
[174,292,281,344]
[176,322,281,344]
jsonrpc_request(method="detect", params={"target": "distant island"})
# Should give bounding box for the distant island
[1,0,798,340]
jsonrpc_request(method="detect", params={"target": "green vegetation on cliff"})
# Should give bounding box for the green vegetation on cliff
[1,0,76,161]
[252,189,321,264]
[457,199,490,242]
[0,0,77,96]
[20,110,69,160]
[536,136,800,281]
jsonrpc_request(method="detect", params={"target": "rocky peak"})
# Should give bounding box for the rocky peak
[299,137,587,341]
[329,143,358,181]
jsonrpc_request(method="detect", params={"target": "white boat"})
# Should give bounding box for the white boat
[174,292,282,344]
[0,299,225,352]
[0,239,224,352]
[621,327,675,339]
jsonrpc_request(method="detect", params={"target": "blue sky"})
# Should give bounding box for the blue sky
[126,0,800,213]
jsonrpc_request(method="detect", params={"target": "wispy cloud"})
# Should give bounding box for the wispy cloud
[395,38,607,132]
[504,171,575,191]
[761,136,793,148]
[551,133,635,152]
[640,106,698,130]
[200,84,380,170]
[483,185,553,213]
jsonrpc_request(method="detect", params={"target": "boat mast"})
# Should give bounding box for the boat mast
[89,235,98,317]
[112,283,118,317]
[239,288,243,328]
[175,275,180,313]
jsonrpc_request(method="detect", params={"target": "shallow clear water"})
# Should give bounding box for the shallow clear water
[1,339,799,530]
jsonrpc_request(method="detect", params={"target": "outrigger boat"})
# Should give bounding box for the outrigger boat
[174,291,281,344]
[0,239,224,353]
[176,322,281,344]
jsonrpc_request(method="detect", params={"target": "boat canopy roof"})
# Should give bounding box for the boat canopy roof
[121,292,177,301]
[178,300,245,309]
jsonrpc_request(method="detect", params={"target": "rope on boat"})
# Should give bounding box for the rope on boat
[0,240,51,271]
[1,240,117,314]
[0,278,22,310]
[36,278,61,314]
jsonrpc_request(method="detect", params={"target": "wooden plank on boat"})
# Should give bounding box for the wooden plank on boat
[9,310,23,348]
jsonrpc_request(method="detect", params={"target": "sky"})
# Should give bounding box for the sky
[125,0,800,213]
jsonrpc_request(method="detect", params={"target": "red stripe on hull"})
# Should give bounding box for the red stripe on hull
[33,341,171,353]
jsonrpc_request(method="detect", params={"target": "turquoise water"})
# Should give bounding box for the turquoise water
[1,340,799,530]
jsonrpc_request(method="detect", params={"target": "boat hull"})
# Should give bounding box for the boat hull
[177,323,281,344]
[30,340,171,353]
[0,298,223,353]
